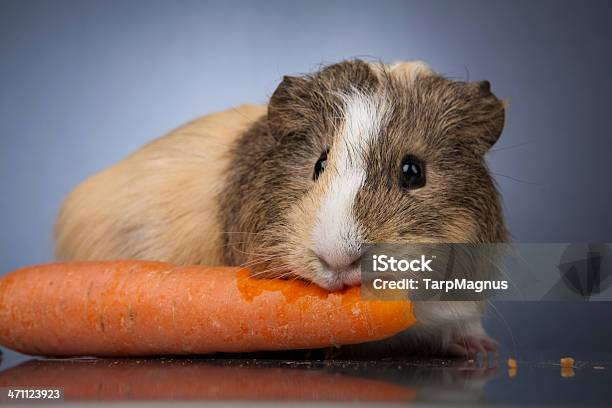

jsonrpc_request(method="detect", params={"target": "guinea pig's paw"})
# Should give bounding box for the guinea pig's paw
[447,335,497,357]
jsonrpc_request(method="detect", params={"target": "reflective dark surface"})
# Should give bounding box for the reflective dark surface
[1,347,610,406]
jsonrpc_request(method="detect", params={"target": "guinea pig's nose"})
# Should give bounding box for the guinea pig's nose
[314,250,363,289]
[315,250,362,274]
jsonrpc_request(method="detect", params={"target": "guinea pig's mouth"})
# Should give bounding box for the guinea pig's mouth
[308,251,362,291]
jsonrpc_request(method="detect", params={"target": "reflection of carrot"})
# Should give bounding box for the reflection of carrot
[0,359,416,401]
[0,261,415,356]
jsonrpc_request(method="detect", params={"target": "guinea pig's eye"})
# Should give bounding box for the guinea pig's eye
[400,154,425,190]
[313,150,328,181]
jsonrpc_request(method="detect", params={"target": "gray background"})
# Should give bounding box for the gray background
[1,0,611,353]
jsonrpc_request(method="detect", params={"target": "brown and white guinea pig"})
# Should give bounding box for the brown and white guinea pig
[55,60,507,356]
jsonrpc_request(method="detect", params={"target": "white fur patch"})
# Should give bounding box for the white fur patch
[389,60,433,85]
[312,91,391,270]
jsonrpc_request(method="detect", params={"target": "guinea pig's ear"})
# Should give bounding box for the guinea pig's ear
[457,80,505,153]
[267,75,312,140]
[268,60,381,140]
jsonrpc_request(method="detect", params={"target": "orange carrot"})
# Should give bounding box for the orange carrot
[0,261,415,356]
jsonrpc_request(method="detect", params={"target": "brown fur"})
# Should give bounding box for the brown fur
[55,104,265,265]
[221,61,507,283]
[56,59,506,274]
[55,60,508,356]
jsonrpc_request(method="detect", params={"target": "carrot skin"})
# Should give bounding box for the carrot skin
[0,261,415,356]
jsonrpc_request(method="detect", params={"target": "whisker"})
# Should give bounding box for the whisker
[486,300,518,355]
[491,172,542,186]
[489,141,532,153]
[237,255,285,269]
[248,266,295,280]
[218,231,270,236]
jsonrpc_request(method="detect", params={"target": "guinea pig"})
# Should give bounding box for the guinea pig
[55,60,507,356]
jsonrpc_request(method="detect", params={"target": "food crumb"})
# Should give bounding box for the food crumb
[561,366,575,378]
[560,357,575,368]
[507,358,517,368]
